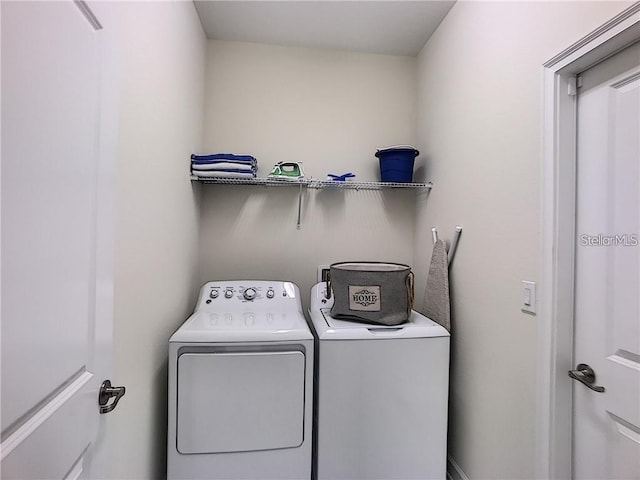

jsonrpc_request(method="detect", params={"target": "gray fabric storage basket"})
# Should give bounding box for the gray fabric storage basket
[329,262,414,326]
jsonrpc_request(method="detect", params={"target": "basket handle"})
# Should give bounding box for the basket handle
[406,271,415,316]
[325,271,332,299]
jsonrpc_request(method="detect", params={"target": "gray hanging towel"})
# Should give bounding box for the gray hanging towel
[422,239,451,332]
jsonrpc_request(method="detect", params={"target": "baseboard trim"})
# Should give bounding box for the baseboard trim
[447,454,470,480]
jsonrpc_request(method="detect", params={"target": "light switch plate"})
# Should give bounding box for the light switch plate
[521,280,536,314]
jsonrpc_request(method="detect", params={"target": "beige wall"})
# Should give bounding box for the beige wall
[105,2,206,478]
[414,2,633,478]
[199,41,418,305]
[88,2,634,478]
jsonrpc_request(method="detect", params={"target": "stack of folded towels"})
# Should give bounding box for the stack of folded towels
[191,153,257,179]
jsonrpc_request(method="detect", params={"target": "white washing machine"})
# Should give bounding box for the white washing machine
[167,281,314,480]
[308,282,450,480]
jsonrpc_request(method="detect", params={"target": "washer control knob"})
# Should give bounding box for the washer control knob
[243,288,257,301]
[224,289,234,299]
[210,290,219,299]
[266,289,275,299]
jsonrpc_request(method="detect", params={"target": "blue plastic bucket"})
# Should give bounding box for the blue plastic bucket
[376,146,419,183]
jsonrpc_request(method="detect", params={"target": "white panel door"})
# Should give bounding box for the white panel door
[573,41,640,479]
[1,2,115,478]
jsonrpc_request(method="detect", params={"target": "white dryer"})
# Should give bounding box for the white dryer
[167,281,313,480]
[308,282,450,480]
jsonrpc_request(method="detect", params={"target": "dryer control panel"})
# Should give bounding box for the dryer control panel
[194,280,301,312]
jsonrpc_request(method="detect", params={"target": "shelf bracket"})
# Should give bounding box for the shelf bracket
[432,225,463,266]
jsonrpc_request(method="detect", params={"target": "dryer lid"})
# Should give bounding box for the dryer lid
[177,350,305,454]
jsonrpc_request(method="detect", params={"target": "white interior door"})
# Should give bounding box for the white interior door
[1,1,115,478]
[573,41,640,479]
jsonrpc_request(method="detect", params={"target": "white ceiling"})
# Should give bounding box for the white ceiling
[193,1,456,56]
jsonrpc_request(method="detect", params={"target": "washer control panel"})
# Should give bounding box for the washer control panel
[195,280,300,311]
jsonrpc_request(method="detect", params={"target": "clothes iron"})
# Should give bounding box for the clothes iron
[267,162,305,181]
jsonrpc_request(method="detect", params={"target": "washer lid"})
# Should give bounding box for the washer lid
[310,308,449,340]
[169,311,313,343]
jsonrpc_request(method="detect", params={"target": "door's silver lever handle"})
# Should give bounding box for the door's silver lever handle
[98,379,126,414]
[568,363,605,393]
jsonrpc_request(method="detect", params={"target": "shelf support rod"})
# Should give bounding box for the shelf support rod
[296,183,303,230]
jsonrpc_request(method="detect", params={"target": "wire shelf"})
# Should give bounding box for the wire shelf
[191,176,432,190]
[190,176,432,229]
[307,180,432,190]
[190,176,305,187]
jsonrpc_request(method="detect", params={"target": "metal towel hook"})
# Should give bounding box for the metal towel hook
[431,226,463,265]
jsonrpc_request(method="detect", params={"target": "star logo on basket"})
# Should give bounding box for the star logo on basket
[352,289,378,307]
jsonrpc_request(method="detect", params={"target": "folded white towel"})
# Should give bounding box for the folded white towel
[192,171,256,179]
[191,153,256,164]
[192,162,255,172]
